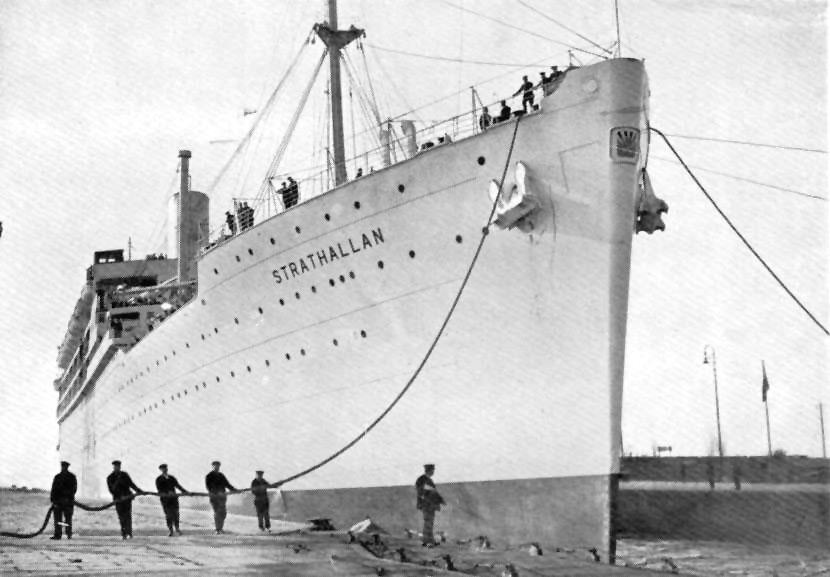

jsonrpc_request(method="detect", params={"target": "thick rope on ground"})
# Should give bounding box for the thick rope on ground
[0,506,53,539]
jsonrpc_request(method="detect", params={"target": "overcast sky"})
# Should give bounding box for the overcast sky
[0,0,826,488]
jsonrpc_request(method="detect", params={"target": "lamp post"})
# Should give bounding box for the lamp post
[703,345,723,458]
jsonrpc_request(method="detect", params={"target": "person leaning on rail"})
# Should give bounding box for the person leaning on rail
[205,461,238,534]
[155,464,189,537]
[49,461,77,540]
[106,460,145,540]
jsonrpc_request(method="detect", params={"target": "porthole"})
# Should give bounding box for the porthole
[354,201,361,209]
[360,330,367,338]
[295,226,301,234]
[156,360,160,366]
[409,250,416,258]
[234,317,239,324]
[235,255,241,262]
[349,271,355,279]
[477,156,486,165]
[246,366,251,372]
[202,381,207,388]
[295,292,301,300]
[183,390,187,396]
[270,237,276,245]
[456,235,463,243]
[279,298,285,306]
[329,279,336,287]
[332,339,339,346]
[214,268,219,275]
[339,275,345,283]
[285,353,291,360]
[311,286,317,293]
[248,248,254,256]
[324,213,331,221]
[201,334,205,340]
[258,307,263,314]
[230,371,235,378]
[377,260,384,269]
[201,299,206,306]
[172,350,176,356]
[215,376,221,383]
[163,355,167,361]
[265,359,271,367]
[186,343,190,348]
[300,348,306,356]
[214,327,219,334]
[398,184,405,193]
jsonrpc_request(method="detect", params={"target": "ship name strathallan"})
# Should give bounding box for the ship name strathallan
[272,227,385,284]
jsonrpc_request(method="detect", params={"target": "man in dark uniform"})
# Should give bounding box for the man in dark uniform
[512,75,535,112]
[250,470,280,533]
[205,461,237,534]
[225,210,236,235]
[50,461,77,540]
[415,464,444,547]
[283,176,299,209]
[155,464,188,536]
[497,100,511,123]
[106,460,145,539]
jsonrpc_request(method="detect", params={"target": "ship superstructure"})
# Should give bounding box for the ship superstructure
[53,2,664,563]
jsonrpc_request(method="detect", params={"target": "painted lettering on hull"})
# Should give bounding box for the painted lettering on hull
[272,227,385,284]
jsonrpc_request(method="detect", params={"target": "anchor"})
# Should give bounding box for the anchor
[488,161,541,232]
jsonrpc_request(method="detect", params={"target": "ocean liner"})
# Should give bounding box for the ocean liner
[53,1,665,562]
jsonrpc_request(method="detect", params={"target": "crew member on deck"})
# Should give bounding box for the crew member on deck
[497,100,511,123]
[479,106,492,130]
[155,464,188,536]
[512,75,535,112]
[251,470,281,533]
[50,461,77,540]
[225,211,236,235]
[106,460,145,540]
[283,176,299,208]
[205,461,237,534]
[415,464,444,547]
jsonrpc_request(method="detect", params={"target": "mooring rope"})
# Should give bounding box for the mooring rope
[650,127,829,336]
[1,118,523,539]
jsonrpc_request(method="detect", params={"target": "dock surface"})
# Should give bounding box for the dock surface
[3,490,827,575]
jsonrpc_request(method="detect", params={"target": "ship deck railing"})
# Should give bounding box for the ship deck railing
[204,89,544,252]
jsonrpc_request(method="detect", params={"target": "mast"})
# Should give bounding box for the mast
[315,0,363,186]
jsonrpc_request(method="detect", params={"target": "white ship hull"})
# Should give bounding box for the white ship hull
[58,59,649,559]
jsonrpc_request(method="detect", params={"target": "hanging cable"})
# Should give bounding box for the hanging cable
[651,127,829,336]
[276,116,524,486]
[661,133,827,154]
[515,0,612,56]
[651,155,827,201]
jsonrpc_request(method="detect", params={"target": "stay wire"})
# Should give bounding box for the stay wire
[277,116,523,486]
[662,133,827,154]
[515,0,612,55]
[650,154,827,202]
[367,44,538,67]
[650,127,829,336]
[437,0,606,59]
